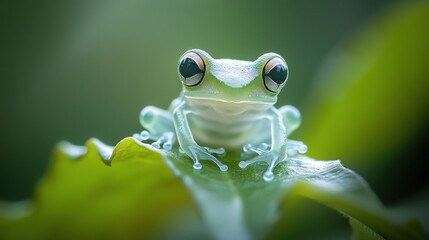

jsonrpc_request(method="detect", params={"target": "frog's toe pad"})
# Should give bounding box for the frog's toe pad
[151,142,161,149]
[193,162,202,170]
[219,165,228,171]
[140,130,151,140]
[238,161,248,168]
[163,142,172,151]
[286,140,308,156]
[263,171,274,181]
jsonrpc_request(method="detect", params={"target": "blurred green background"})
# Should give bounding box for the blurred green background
[1,0,427,217]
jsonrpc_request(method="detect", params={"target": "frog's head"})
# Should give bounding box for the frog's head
[177,49,289,113]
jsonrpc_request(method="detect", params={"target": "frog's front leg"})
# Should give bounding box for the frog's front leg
[173,102,228,171]
[280,105,308,156]
[135,106,175,150]
[239,107,288,181]
[279,105,301,137]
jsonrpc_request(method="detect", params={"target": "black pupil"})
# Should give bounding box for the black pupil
[267,64,287,84]
[179,58,202,78]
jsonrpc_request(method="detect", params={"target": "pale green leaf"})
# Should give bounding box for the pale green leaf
[0,138,205,240]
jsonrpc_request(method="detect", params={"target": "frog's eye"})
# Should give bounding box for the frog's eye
[178,52,205,87]
[263,57,288,93]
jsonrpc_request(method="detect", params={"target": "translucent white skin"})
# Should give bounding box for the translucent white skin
[139,49,304,181]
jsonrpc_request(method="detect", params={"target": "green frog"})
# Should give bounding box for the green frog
[135,49,306,181]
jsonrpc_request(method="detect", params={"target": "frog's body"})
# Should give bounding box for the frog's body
[137,49,306,181]
[174,95,272,148]
[174,94,293,149]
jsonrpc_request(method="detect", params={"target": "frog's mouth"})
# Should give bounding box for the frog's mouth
[184,96,275,116]
[184,95,276,104]
[185,95,275,105]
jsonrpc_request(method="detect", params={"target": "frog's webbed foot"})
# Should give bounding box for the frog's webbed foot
[239,144,283,181]
[239,140,308,181]
[180,145,228,171]
[240,143,270,158]
[132,130,175,150]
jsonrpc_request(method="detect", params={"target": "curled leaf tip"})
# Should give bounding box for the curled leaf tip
[58,138,114,166]
[58,141,87,159]
[89,138,114,166]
